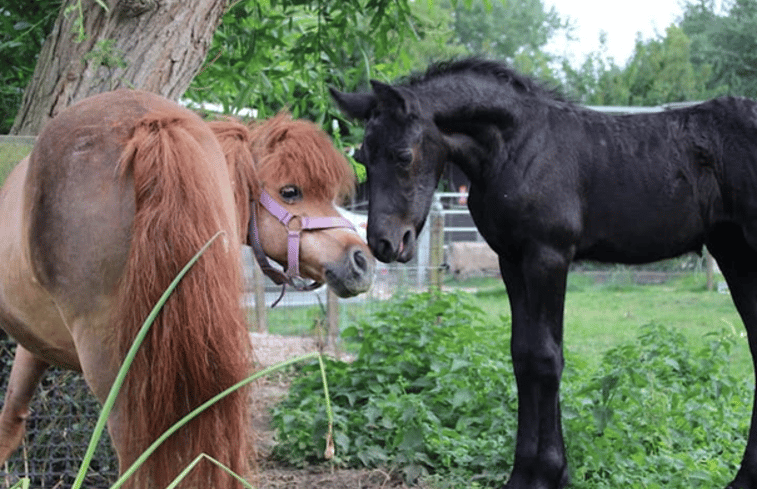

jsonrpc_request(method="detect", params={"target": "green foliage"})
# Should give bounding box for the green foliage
[681,0,757,98]
[186,0,416,125]
[450,0,566,62]
[272,291,516,486]
[0,2,58,133]
[273,291,752,488]
[565,26,718,106]
[564,324,749,488]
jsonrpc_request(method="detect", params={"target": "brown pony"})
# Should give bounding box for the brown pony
[0,90,374,488]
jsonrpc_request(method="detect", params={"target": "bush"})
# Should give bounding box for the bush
[563,324,750,488]
[272,291,516,486]
[272,292,752,488]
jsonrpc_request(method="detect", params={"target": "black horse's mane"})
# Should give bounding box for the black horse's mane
[406,57,569,102]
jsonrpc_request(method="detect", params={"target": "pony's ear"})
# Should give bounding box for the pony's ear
[370,80,419,117]
[329,87,375,120]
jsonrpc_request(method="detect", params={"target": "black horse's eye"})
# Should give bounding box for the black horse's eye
[395,148,413,166]
[279,185,302,203]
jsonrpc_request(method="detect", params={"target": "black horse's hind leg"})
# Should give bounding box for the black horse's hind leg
[499,246,570,489]
[708,225,757,489]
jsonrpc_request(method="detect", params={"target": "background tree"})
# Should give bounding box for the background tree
[451,0,566,62]
[0,2,57,134]
[565,25,719,106]
[10,0,228,135]
[681,0,757,97]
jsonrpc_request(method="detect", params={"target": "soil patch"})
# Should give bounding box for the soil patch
[249,333,417,488]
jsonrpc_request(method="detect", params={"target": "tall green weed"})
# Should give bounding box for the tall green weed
[564,324,750,488]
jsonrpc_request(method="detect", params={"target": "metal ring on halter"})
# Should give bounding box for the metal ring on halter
[247,189,357,307]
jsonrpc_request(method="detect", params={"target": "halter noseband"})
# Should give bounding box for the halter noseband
[248,189,356,307]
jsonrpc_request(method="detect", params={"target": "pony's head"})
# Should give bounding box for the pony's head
[235,113,375,297]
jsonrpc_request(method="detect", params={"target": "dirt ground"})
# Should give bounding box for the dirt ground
[248,333,418,489]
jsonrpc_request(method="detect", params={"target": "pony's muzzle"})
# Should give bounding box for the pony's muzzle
[324,245,375,297]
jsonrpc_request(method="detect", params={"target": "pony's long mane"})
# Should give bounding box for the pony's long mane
[207,119,260,237]
[410,57,568,102]
[249,112,355,201]
[114,110,251,488]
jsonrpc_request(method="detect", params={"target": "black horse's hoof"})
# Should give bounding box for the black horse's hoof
[502,471,569,489]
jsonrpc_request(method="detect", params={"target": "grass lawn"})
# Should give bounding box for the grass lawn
[461,271,750,374]
[258,271,750,376]
[0,138,34,185]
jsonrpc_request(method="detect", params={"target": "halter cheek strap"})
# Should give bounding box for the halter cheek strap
[247,189,356,307]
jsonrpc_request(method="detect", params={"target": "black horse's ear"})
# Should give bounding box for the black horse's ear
[370,80,419,117]
[330,87,375,120]
[442,132,487,186]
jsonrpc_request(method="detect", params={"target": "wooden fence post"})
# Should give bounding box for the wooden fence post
[429,197,444,291]
[252,259,267,332]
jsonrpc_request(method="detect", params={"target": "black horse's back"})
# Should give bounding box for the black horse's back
[332,57,757,489]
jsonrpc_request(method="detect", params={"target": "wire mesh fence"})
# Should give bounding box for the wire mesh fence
[0,333,117,489]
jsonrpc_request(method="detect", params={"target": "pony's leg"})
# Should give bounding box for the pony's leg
[708,226,757,489]
[65,317,132,479]
[0,345,48,464]
[499,246,570,489]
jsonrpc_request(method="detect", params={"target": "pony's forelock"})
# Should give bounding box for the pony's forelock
[250,112,355,201]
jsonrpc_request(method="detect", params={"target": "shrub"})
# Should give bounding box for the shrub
[272,292,752,488]
[563,324,750,488]
[272,291,516,486]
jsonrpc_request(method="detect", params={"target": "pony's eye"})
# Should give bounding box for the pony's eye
[279,185,302,203]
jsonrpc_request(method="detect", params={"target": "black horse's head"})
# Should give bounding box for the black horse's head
[331,81,448,263]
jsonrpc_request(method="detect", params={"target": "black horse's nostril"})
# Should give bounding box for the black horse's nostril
[374,238,396,263]
[352,249,368,273]
[401,229,413,251]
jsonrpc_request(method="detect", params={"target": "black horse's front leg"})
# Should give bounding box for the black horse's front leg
[708,228,757,489]
[500,246,571,489]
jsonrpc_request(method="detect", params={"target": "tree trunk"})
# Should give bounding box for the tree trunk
[11,0,227,135]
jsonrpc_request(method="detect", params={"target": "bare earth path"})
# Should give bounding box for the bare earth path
[248,333,416,489]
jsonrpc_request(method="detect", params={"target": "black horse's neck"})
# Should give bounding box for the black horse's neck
[406,59,566,126]
[402,62,564,187]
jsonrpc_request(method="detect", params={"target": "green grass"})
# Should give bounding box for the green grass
[260,272,748,372]
[246,301,379,339]
[0,139,33,185]
[450,271,748,372]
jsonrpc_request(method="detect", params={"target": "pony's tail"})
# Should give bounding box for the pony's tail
[114,112,251,488]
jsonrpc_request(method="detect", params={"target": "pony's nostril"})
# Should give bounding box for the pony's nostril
[352,249,368,273]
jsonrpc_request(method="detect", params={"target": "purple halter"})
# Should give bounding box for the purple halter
[248,189,356,306]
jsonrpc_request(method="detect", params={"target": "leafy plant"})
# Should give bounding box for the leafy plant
[0,3,58,133]
[272,291,517,486]
[273,291,752,488]
[563,323,750,488]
